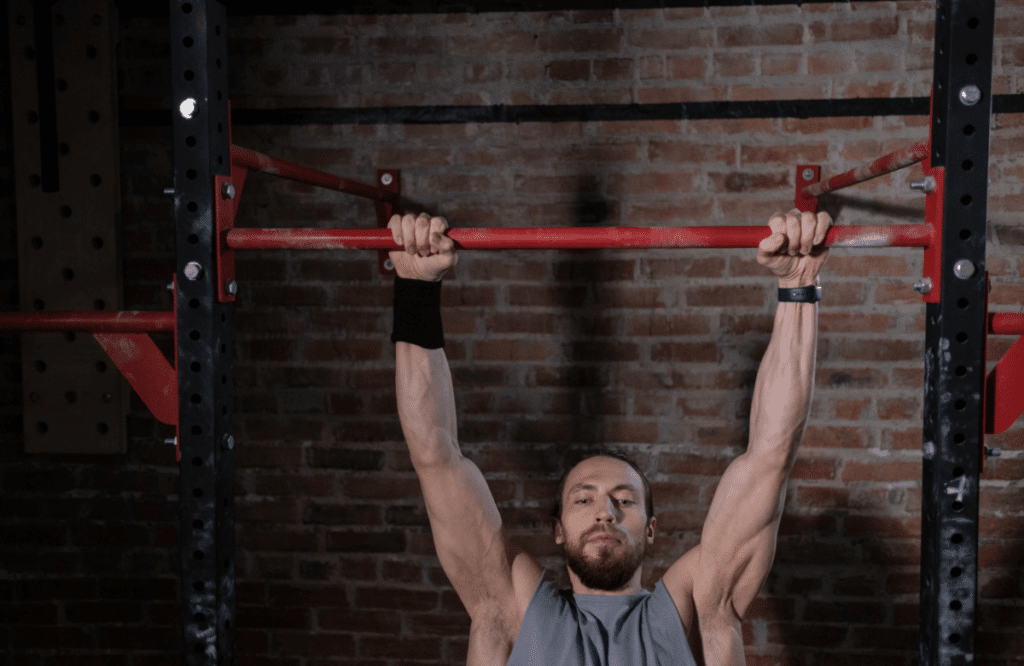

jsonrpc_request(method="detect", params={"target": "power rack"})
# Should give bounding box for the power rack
[0,1,1022,664]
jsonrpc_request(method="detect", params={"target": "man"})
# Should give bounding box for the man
[388,208,831,666]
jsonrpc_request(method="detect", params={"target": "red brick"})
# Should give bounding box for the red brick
[803,425,869,448]
[842,461,920,483]
[270,632,355,656]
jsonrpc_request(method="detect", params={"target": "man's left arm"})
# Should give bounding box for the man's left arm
[663,210,831,661]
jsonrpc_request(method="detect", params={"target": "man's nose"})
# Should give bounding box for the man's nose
[596,497,619,522]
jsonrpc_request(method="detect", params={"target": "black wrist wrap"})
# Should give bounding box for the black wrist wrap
[391,277,445,349]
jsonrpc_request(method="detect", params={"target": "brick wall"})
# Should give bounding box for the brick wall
[2,1,1024,665]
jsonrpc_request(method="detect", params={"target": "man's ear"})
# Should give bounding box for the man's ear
[646,516,656,544]
[553,518,565,545]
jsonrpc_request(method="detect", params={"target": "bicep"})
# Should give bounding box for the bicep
[693,450,789,618]
[417,454,539,618]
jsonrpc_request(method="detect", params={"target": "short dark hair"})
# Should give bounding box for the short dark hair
[551,448,654,523]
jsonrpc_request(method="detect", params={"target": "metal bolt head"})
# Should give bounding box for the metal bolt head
[222,434,234,450]
[166,281,174,292]
[163,187,175,196]
[226,280,238,295]
[801,168,815,182]
[953,259,976,280]
[959,85,982,106]
[164,437,177,446]
[383,258,395,271]
[909,176,936,193]
[179,97,197,119]
[222,183,235,199]
[986,446,1002,457]
[184,261,203,281]
[380,173,393,186]
[913,277,932,294]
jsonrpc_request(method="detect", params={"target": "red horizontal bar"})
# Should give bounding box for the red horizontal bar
[226,224,934,251]
[231,145,399,204]
[990,313,1024,336]
[0,311,174,333]
[803,141,930,198]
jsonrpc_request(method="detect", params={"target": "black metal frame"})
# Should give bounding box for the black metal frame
[920,1,994,665]
[170,1,237,664]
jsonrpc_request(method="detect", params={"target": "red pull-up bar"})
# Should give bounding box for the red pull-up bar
[225,224,934,251]
[0,311,174,333]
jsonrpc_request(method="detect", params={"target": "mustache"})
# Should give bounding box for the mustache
[582,525,625,541]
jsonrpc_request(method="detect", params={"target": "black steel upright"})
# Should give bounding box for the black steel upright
[169,1,237,664]
[920,1,995,665]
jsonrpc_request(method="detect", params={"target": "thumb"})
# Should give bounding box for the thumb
[758,231,786,255]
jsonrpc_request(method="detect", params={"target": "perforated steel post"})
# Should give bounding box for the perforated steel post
[920,1,994,664]
[170,0,237,664]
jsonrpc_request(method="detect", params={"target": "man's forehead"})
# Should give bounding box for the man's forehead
[564,456,641,490]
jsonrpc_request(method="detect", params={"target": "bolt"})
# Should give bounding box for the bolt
[953,259,976,280]
[179,97,196,119]
[383,258,395,271]
[959,85,982,106]
[801,168,815,182]
[380,173,393,186]
[222,434,234,451]
[985,446,1001,458]
[166,281,174,292]
[913,278,932,295]
[164,437,177,446]
[103,392,113,403]
[184,261,203,281]
[163,187,175,196]
[221,183,235,199]
[909,176,936,193]
[226,280,238,295]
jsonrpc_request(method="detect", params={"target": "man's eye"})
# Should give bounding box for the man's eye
[575,498,590,505]
[618,498,633,506]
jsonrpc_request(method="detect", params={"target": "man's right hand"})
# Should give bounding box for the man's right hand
[388,213,458,282]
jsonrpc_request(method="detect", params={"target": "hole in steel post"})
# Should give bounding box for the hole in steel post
[35,361,47,373]
[963,125,975,136]
[33,299,45,311]
[59,143,69,155]
[25,46,35,59]
[952,501,963,511]
[59,205,72,218]
[189,298,200,309]
[36,422,48,434]
[195,612,205,622]
[962,159,973,171]
[954,433,965,444]
[28,111,38,124]
[188,233,198,244]
[92,236,104,249]
[949,633,961,644]
[191,394,202,404]
[54,14,64,25]
[94,299,105,311]
[184,70,194,81]
[955,366,967,377]
[194,644,204,654]
[960,229,971,240]
[191,425,202,435]
[216,58,221,69]
[192,457,202,466]
[86,45,96,59]
[967,17,979,28]
[957,298,970,309]
[193,519,203,529]
[97,422,108,434]
[966,53,977,65]
[192,488,203,498]
[62,268,74,280]
[218,123,223,133]
[187,201,198,213]
[65,391,76,403]
[193,550,204,560]
[951,533,963,544]
[92,14,101,25]
[90,174,101,187]
[186,169,197,180]
[29,174,41,187]
[31,236,43,249]
[956,332,968,343]
[56,79,67,92]
[182,3,193,13]
[193,581,203,591]
[65,332,75,343]
[190,362,201,372]
[950,599,962,610]
[225,619,231,629]
[96,361,107,372]
[961,194,972,206]
[951,567,962,577]
[183,36,193,47]
[953,467,964,477]
[954,400,966,410]
[185,136,196,147]
[216,25,221,36]
[189,330,200,341]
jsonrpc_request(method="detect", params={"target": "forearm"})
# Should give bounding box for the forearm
[395,341,461,468]
[747,298,818,463]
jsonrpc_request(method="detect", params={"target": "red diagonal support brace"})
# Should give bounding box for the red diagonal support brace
[986,313,1024,435]
[93,333,178,426]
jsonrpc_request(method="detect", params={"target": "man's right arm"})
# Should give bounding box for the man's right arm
[389,213,541,628]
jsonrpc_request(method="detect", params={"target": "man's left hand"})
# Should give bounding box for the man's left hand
[756,209,832,288]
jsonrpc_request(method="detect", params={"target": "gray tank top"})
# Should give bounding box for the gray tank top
[507,575,698,666]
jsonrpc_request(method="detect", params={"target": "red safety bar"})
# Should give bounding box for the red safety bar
[0,311,174,332]
[801,141,930,200]
[225,224,934,252]
[0,310,178,428]
[231,145,399,204]
[989,313,1024,336]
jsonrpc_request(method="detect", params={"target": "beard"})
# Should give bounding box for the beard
[563,525,645,592]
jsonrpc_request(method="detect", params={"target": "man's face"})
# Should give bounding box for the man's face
[554,456,655,593]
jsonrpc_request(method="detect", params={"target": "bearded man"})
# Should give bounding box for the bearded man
[388,208,831,666]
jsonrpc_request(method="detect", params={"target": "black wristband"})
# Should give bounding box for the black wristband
[778,284,821,303]
[391,277,445,349]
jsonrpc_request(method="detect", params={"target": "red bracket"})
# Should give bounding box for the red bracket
[986,305,1024,435]
[375,169,400,275]
[795,165,820,213]
[215,103,244,303]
